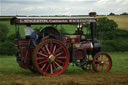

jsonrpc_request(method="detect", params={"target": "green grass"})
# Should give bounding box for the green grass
[109,52,128,73]
[0,53,128,85]
[0,56,29,75]
[0,52,128,75]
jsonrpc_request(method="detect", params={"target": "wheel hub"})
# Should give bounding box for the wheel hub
[100,60,105,66]
[49,55,55,62]
[101,60,104,64]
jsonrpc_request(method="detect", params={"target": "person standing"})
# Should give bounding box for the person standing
[31,29,40,46]
[24,24,34,39]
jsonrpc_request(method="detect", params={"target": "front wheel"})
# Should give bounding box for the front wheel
[92,52,112,72]
[32,39,69,76]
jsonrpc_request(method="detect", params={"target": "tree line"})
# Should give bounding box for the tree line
[0,24,17,55]
[109,12,128,16]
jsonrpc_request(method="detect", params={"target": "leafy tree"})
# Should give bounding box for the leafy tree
[96,17,118,40]
[0,24,9,42]
[0,41,17,55]
[97,17,118,31]
[7,33,16,43]
[109,12,115,15]
[0,24,17,55]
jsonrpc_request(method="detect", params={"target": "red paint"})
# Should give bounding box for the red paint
[16,40,34,69]
[64,35,80,43]
[75,50,84,59]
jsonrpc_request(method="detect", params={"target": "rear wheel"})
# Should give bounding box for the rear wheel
[92,52,112,72]
[32,39,69,76]
[39,26,61,40]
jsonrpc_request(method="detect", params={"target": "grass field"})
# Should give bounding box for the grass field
[0,52,128,85]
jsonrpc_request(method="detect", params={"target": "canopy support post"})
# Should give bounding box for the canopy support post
[90,22,96,42]
[15,24,20,40]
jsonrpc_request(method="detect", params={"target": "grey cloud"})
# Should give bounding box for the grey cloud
[0,0,128,16]
[1,0,98,4]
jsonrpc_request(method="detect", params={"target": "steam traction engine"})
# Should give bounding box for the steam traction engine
[11,13,112,76]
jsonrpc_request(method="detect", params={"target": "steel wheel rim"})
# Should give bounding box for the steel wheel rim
[34,40,69,76]
[93,53,112,72]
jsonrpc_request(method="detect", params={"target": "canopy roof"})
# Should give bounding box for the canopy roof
[11,16,97,24]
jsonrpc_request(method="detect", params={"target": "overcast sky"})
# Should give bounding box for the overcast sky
[0,0,128,16]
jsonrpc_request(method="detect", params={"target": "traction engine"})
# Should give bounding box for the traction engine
[11,12,112,76]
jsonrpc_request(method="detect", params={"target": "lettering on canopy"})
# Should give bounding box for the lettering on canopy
[16,18,96,24]
[11,17,97,24]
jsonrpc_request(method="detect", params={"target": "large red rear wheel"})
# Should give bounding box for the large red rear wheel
[92,53,112,72]
[32,39,69,76]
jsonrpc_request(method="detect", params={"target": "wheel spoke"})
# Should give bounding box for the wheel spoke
[41,64,46,70]
[103,56,107,61]
[56,52,63,57]
[53,62,56,72]
[54,61,62,69]
[38,59,48,64]
[101,65,104,71]
[101,55,103,60]
[55,47,62,54]
[50,42,53,53]
[37,57,45,60]
[98,57,101,61]
[38,52,48,57]
[41,48,48,55]
[45,63,50,72]
[97,65,101,70]
[55,59,64,65]
[104,64,109,67]
[50,64,53,74]
[53,45,56,53]
[56,56,66,59]
[45,45,50,54]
